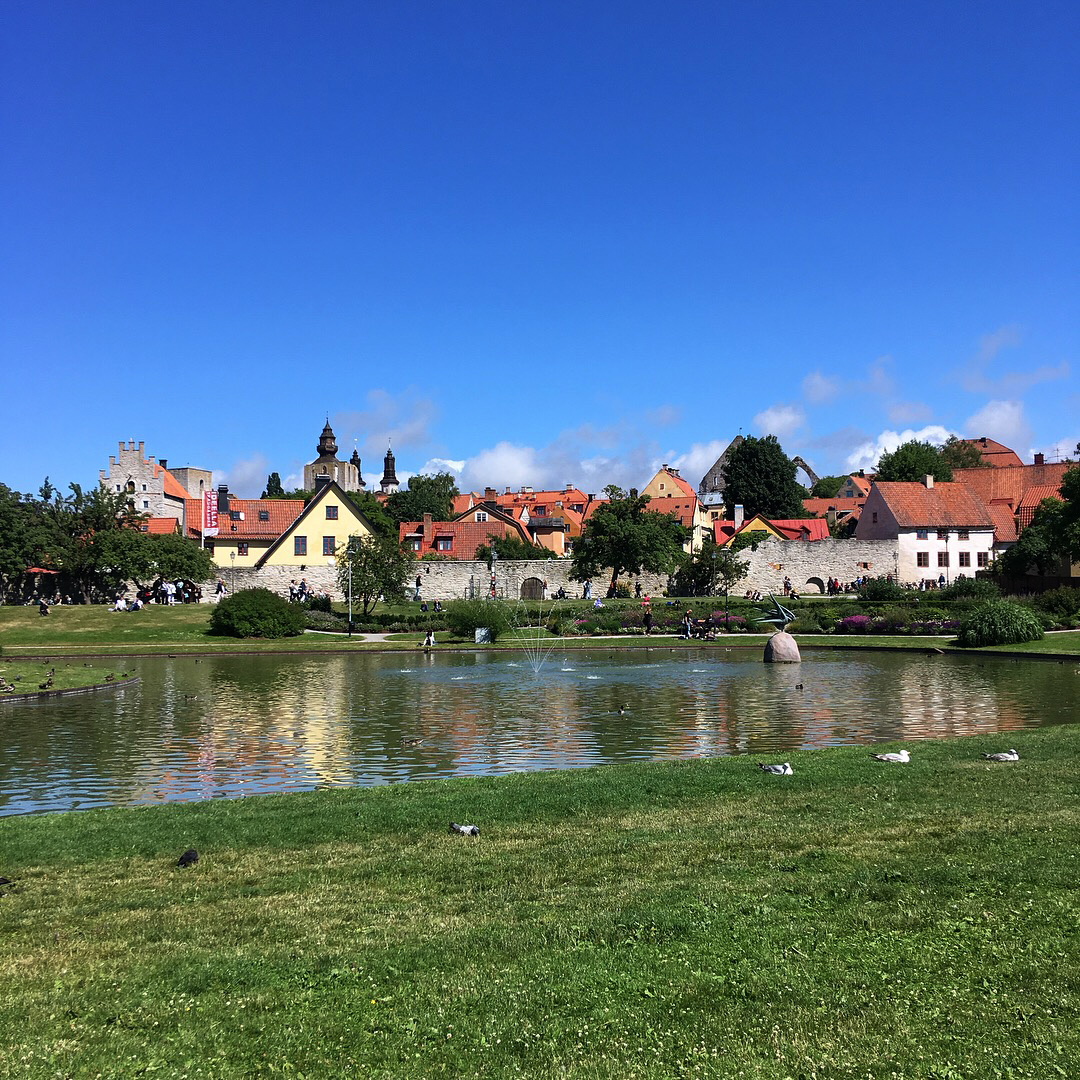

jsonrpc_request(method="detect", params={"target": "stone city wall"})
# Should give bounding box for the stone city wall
[197,537,900,603]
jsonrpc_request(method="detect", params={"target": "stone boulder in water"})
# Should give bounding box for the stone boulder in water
[764,631,801,663]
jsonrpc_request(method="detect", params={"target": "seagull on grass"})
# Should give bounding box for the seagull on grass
[449,822,480,837]
[758,762,793,775]
[870,749,910,763]
[982,749,1019,762]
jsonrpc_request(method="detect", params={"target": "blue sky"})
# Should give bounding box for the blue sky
[2,1,1077,498]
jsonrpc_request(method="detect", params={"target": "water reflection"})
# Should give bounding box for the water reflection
[1,649,1075,816]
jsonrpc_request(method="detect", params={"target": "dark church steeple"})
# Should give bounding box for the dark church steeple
[380,442,399,494]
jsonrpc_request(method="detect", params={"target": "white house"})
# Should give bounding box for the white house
[854,476,996,585]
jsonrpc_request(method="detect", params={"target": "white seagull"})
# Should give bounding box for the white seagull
[982,749,1019,762]
[758,762,793,775]
[449,822,480,837]
[870,749,910,763]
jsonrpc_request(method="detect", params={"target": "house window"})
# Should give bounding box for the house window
[916,529,928,540]
[326,505,338,520]
[115,484,121,492]
[230,510,241,521]
[957,529,969,540]
[258,510,269,521]
[937,529,948,540]
[205,541,214,555]
[238,542,249,556]
[475,511,488,523]
[958,552,971,567]
[142,484,146,491]
[938,552,949,567]
[659,483,665,491]
[917,552,929,567]
[139,525,148,533]
[437,538,452,552]
[143,501,149,509]
[294,536,307,556]
[410,539,421,551]
[977,552,989,567]
[323,536,335,556]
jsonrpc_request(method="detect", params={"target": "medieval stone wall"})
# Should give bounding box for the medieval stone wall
[197,536,901,603]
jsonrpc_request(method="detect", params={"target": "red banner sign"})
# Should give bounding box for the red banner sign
[203,490,219,536]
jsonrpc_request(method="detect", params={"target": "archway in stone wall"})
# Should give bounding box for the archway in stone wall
[520,577,545,600]
[805,576,826,594]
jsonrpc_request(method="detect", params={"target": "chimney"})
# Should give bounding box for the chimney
[734,504,744,527]
[217,484,229,513]
[826,508,837,527]
[422,513,434,543]
[1034,452,1044,466]
[314,474,332,493]
[484,487,496,499]
[159,458,167,471]
[924,475,934,489]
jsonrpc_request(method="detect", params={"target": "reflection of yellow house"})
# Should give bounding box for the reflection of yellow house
[256,479,378,568]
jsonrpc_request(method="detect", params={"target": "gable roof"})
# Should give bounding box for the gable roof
[142,517,180,535]
[645,495,699,528]
[802,495,866,519]
[871,481,995,528]
[985,502,1018,544]
[713,514,829,545]
[254,482,374,565]
[399,511,533,559]
[152,463,191,501]
[953,461,1069,513]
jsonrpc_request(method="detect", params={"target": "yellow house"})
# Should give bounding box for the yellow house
[255,479,378,568]
[640,464,708,552]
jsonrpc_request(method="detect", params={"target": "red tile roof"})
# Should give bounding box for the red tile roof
[872,481,995,528]
[985,502,1018,544]
[186,497,304,541]
[768,518,831,541]
[802,496,866,518]
[143,517,180,535]
[399,519,529,559]
[645,495,698,528]
[1017,484,1066,531]
[953,461,1069,513]
[960,437,1025,468]
[153,464,190,501]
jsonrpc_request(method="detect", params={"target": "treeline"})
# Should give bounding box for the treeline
[0,480,214,603]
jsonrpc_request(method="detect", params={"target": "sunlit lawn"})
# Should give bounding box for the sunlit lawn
[1,727,1077,1078]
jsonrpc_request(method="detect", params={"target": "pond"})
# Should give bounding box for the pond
[2,647,1077,816]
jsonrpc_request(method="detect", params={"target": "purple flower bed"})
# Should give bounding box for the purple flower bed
[837,614,873,633]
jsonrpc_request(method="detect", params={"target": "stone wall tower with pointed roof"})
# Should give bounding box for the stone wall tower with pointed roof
[380,443,400,494]
[303,420,363,492]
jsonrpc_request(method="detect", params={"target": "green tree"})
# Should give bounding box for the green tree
[809,476,846,498]
[149,533,215,585]
[673,536,748,597]
[1054,465,1080,562]
[0,484,34,597]
[475,534,558,561]
[570,486,688,591]
[344,490,397,540]
[940,436,987,471]
[261,472,285,498]
[385,472,459,525]
[874,440,953,483]
[997,498,1066,576]
[721,435,807,518]
[336,533,416,616]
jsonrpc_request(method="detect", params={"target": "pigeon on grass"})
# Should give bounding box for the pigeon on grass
[449,823,480,837]
[758,762,793,775]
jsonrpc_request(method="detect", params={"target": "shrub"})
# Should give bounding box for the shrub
[304,610,348,632]
[837,614,873,634]
[857,576,907,601]
[302,593,332,613]
[1029,586,1080,620]
[956,599,1045,648]
[210,588,306,639]
[444,599,514,641]
[938,577,1000,601]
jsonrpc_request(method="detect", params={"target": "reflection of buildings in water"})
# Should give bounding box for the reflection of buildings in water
[890,659,1019,739]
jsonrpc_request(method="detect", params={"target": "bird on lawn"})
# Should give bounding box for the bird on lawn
[758,762,793,775]
[982,749,1019,762]
[176,848,199,868]
[449,822,480,837]
[870,749,910,763]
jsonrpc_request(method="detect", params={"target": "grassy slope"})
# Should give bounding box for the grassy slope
[1,728,1077,1079]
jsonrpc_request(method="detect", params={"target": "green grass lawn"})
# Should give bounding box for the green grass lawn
[0,657,137,695]
[1,727,1077,1078]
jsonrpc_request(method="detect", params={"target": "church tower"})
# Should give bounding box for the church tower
[303,419,362,492]
[380,443,400,494]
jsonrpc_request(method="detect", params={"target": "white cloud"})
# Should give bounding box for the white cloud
[215,454,270,498]
[963,400,1031,451]
[668,439,731,484]
[845,425,955,473]
[647,404,682,427]
[753,404,805,441]
[331,388,439,465]
[802,372,839,404]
